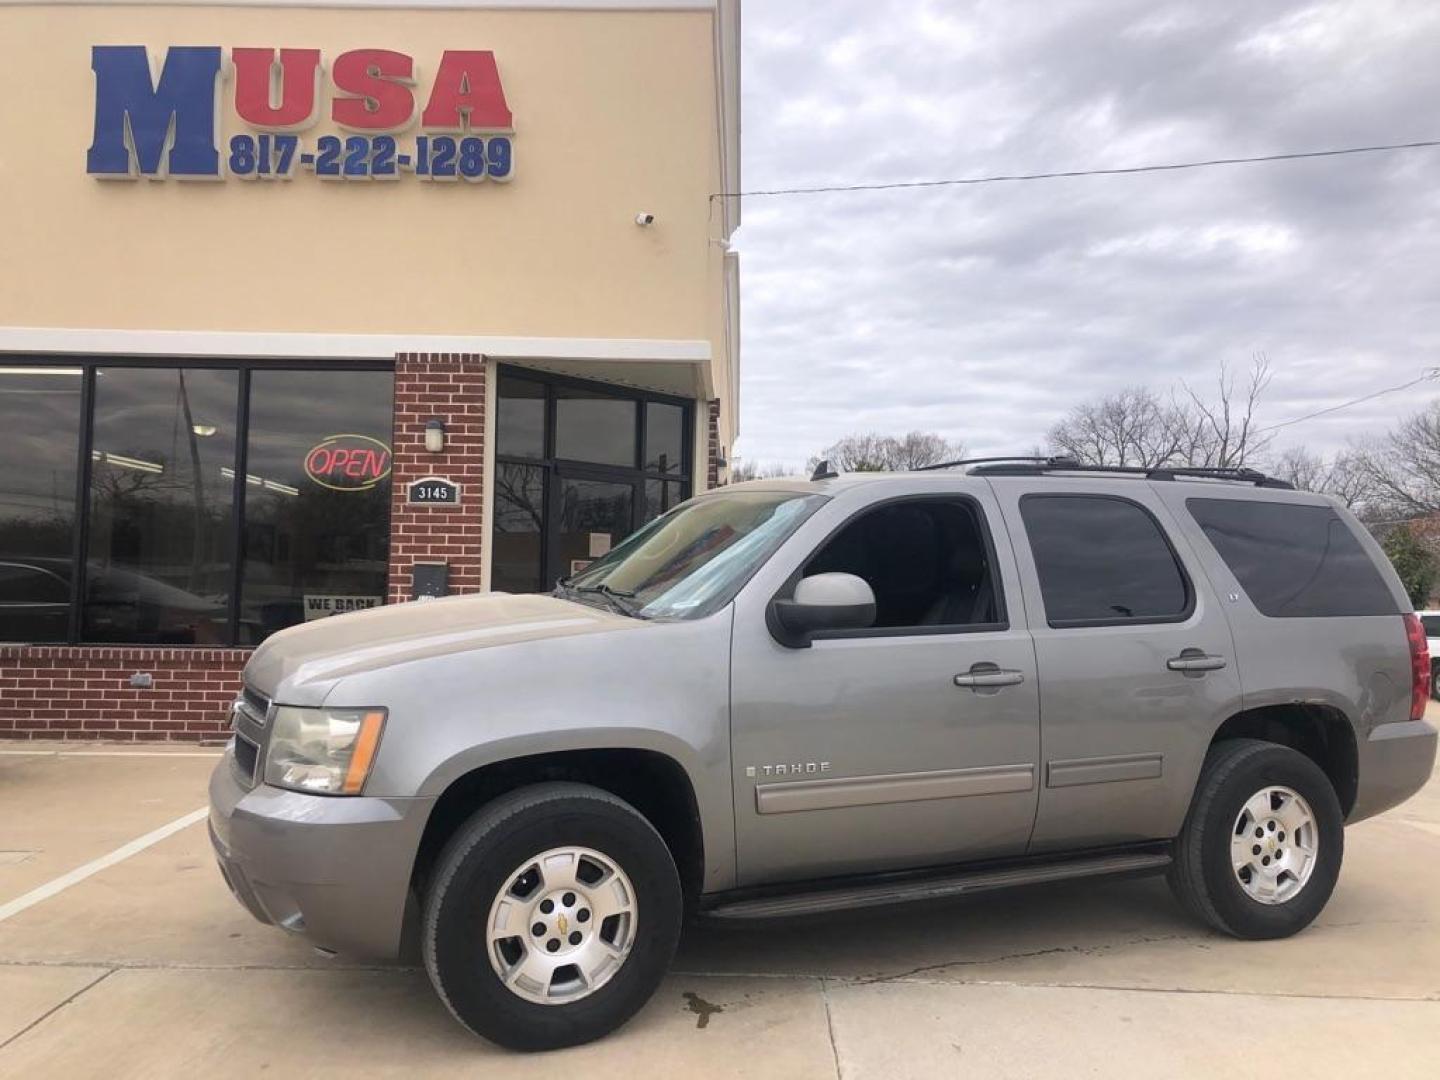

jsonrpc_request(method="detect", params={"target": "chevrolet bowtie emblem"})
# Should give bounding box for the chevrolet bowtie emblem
[557,914,569,935]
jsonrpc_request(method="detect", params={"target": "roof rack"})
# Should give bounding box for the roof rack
[916,454,1293,489]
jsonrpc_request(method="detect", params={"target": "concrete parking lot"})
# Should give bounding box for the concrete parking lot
[2,732,1438,1079]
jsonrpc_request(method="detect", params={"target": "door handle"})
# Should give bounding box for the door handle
[1166,652,1228,673]
[954,664,1026,689]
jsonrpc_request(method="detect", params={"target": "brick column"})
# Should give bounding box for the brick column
[706,398,721,490]
[388,353,487,602]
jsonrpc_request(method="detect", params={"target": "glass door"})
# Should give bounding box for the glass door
[549,470,636,584]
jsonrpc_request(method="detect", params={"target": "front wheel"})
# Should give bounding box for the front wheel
[1167,739,1343,939]
[422,782,683,1050]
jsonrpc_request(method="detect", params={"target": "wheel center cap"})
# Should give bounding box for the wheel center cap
[557,913,569,935]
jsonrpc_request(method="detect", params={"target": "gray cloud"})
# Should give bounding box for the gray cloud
[732,0,1440,469]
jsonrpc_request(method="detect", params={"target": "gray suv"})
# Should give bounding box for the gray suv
[209,458,1435,1050]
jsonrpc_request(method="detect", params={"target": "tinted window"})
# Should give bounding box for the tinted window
[492,462,545,593]
[554,386,636,467]
[239,370,393,643]
[496,375,545,459]
[1422,616,1440,638]
[1187,498,1397,618]
[645,402,685,475]
[805,499,1003,630]
[0,367,82,641]
[1021,495,1189,626]
[84,368,238,644]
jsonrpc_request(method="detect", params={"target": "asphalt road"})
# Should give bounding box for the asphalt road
[1,724,1437,1079]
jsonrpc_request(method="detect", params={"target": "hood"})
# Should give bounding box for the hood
[245,592,635,703]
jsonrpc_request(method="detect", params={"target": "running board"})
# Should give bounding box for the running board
[703,850,1171,921]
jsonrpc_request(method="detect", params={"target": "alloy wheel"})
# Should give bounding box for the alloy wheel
[484,845,637,1005]
[1229,785,1319,905]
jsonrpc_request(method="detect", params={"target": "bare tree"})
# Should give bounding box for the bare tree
[1181,354,1274,468]
[806,431,965,473]
[1267,445,1373,509]
[888,431,965,470]
[728,460,794,483]
[1047,386,1191,467]
[1049,356,1274,470]
[1351,401,1440,516]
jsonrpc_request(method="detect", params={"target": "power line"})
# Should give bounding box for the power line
[1254,367,1440,436]
[712,139,1440,200]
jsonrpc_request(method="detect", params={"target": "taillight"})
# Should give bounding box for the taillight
[1403,613,1430,723]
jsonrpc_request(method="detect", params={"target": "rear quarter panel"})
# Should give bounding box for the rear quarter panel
[1151,485,1413,741]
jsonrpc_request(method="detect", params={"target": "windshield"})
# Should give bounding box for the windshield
[562,490,826,619]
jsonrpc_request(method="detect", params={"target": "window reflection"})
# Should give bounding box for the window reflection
[0,367,82,642]
[492,462,545,593]
[645,403,684,475]
[84,368,237,644]
[240,370,393,643]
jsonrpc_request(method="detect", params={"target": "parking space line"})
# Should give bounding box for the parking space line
[0,808,208,924]
[0,750,222,759]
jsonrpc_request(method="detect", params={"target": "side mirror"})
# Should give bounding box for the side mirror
[770,572,876,648]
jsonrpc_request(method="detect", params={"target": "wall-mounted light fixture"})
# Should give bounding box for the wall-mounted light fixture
[425,417,446,453]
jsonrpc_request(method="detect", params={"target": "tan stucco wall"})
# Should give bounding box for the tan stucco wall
[0,4,727,357]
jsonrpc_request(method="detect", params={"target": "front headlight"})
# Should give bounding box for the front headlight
[264,706,387,795]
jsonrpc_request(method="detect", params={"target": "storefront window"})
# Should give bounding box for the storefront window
[494,368,693,592]
[555,386,636,467]
[492,462,545,594]
[240,370,393,643]
[84,368,238,644]
[0,367,83,641]
[496,374,545,459]
[645,402,685,475]
[645,479,685,522]
[0,360,391,646]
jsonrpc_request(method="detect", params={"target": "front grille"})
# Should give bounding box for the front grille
[240,685,271,722]
[233,732,260,785]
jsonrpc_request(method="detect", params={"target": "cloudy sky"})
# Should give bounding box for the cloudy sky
[730,0,1440,470]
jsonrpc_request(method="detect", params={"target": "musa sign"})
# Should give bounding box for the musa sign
[86,46,515,182]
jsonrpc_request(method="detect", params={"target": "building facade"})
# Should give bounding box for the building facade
[0,0,740,740]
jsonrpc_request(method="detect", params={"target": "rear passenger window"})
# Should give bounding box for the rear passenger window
[1187,498,1397,618]
[1021,495,1190,627]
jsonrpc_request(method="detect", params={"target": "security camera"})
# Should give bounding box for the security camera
[634,212,656,227]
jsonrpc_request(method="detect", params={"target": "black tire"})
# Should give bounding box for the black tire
[1430,661,1440,701]
[1167,739,1343,940]
[422,782,683,1051]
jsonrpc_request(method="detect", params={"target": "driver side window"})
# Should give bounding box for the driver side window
[803,498,1005,632]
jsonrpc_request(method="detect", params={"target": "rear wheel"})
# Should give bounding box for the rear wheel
[1168,739,1343,939]
[422,782,682,1050]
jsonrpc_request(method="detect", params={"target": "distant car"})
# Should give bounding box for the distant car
[1421,611,1440,698]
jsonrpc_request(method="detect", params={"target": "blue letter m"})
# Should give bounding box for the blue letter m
[87,46,222,178]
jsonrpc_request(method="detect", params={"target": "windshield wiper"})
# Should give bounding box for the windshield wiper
[555,580,646,619]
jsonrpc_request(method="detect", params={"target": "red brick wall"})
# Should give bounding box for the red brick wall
[707,398,722,489]
[0,646,245,742]
[387,353,488,601]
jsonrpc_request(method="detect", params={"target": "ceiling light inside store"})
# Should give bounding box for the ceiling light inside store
[92,450,164,474]
[220,466,299,497]
[192,424,218,437]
